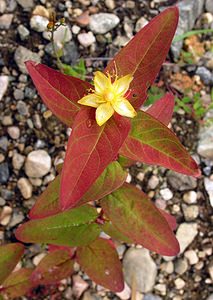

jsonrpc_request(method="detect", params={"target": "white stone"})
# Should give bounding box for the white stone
[25,150,51,178]
[0,206,12,226]
[7,126,20,140]
[0,76,9,101]
[89,13,120,34]
[77,31,96,47]
[12,152,25,170]
[17,177,33,199]
[176,223,198,254]
[30,15,49,32]
[184,250,199,265]
[116,282,131,300]
[43,24,72,46]
[182,204,199,221]
[204,177,213,207]
[183,191,197,204]
[174,278,185,290]
[160,188,173,201]
[148,175,159,190]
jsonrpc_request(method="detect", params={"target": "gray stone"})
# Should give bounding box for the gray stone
[0,162,9,184]
[198,122,213,160]
[14,46,41,74]
[123,248,157,293]
[206,0,213,13]
[6,0,17,12]
[182,204,199,221]
[167,171,197,191]
[207,294,213,300]
[135,17,148,32]
[89,13,120,34]
[171,0,205,60]
[0,75,9,100]
[196,67,213,85]
[0,136,8,151]
[0,14,13,29]
[176,223,198,254]
[25,150,51,178]
[62,41,79,65]
[9,210,25,227]
[13,88,24,100]
[30,15,49,32]
[17,100,29,116]
[16,0,34,9]
[175,258,188,275]
[18,24,30,41]
[204,177,213,207]
[77,31,96,47]
[144,294,162,300]
[17,177,33,199]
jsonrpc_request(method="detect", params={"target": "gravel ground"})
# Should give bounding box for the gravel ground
[0,0,213,299]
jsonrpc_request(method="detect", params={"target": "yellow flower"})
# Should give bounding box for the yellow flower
[78,71,137,126]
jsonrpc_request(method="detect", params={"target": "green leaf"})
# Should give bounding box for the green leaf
[16,205,100,247]
[0,243,24,285]
[102,222,132,243]
[77,238,124,292]
[173,29,213,43]
[100,183,180,256]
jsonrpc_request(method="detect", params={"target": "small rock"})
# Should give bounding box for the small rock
[30,15,49,32]
[6,0,17,12]
[161,261,174,274]
[208,263,213,281]
[7,126,20,140]
[18,24,30,40]
[207,294,213,300]
[29,177,42,186]
[43,24,72,45]
[12,152,25,170]
[16,0,34,9]
[154,284,166,295]
[206,0,213,13]
[72,275,89,298]
[0,75,9,100]
[0,0,6,13]
[9,210,25,227]
[175,258,189,275]
[196,67,213,85]
[105,0,115,10]
[0,197,6,206]
[13,89,24,100]
[144,294,162,300]
[32,5,49,18]
[148,175,159,190]
[204,177,213,207]
[183,191,197,204]
[76,11,90,26]
[0,14,13,29]
[176,223,198,254]
[17,177,33,199]
[0,206,12,226]
[167,171,197,191]
[0,136,8,151]
[62,41,79,65]
[89,13,120,34]
[135,17,148,32]
[116,282,131,300]
[198,120,213,160]
[77,31,96,47]
[123,248,157,293]
[184,249,199,265]
[2,115,12,126]
[33,253,46,266]
[25,150,51,178]
[174,278,185,290]
[17,100,29,116]
[14,46,41,74]
[0,162,9,184]
[160,188,173,201]
[182,204,199,221]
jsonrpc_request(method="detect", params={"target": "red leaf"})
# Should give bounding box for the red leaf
[25,61,91,127]
[120,111,200,177]
[105,7,179,109]
[31,250,74,285]
[101,183,180,256]
[0,243,24,285]
[157,208,177,231]
[77,238,124,292]
[146,93,175,126]
[29,161,126,219]
[60,108,130,210]
[0,268,33,299]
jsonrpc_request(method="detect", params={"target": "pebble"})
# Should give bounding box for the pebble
[0,75,9,100]
[0,136,8,151]
[182,204,199,221]
[183,191,197,204]
[161,261,174,274]
[14,46,41,74]
[17,100,29,116]
[0,206,12,226]
[196,67,213,85]
[0,197,6,206]
[135,17,148,32]
[144,294,162,300]
[174,278,185,290]
[30,15,49,32]
[33,253,46,266]
[43,24,72,46]
[17,177,33,199]
[77,31,96,47]
[105,0,115,10]
[7,126,20,140]
[184,250,199,265]
[148,175,159,190]
[154,284,166,295]
[206,0,213,13]
[123,248,157,293]
[0,0,6,13]
[72,275,89,298]
[175,258,188,275]
[176,223,198,254]
[18,24,30,40]
[12,152,25,170]
[116,282,131,300]
[25,150,51,178]
[0,14,13,29]
[207,294,213,300]
[208,263,213,281]
[13,88,24,100]
[198,120,213,160]
[9,210,25,227]
[16,0,34,9]
[167,171,197,191]
[160,188,173,201]
[0,162,9,184]
[89,13,120,34]
[204,177,213,207]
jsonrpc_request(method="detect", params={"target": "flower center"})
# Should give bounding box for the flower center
[103,89,115,103]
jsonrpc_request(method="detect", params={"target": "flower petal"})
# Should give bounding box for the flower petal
[78,93,101,108]
[112,98,137,118]
[113,74,133,96]
[94,71,111,94]
[96,103,114,126]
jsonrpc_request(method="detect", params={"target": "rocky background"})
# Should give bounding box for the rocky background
[0,0,213,299]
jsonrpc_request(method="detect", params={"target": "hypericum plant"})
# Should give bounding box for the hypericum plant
[0,7,201,297]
